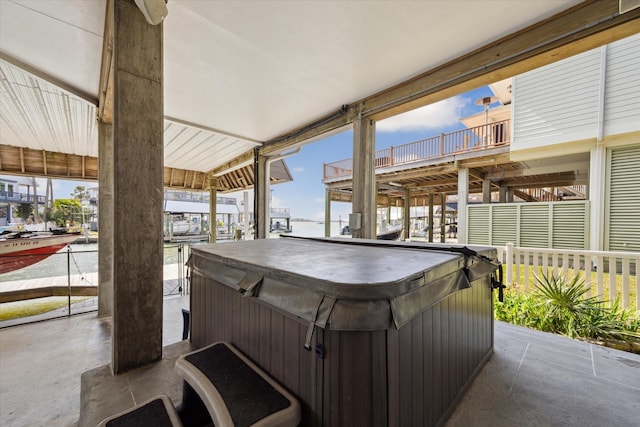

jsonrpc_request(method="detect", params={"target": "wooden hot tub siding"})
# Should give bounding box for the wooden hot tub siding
[190,273,493,427]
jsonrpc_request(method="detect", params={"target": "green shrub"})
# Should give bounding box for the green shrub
[495,272,640,346]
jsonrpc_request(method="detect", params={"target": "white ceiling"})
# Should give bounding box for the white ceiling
[0,0,583,173]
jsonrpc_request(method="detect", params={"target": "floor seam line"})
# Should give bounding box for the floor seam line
[508,342,529,396]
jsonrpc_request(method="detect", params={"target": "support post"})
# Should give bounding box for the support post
[243,191,249,240]
[506,242,514,286]
[209,176,218,243]
[499,185,507,203]
[352,109,376,239]
[254,150,269,239]
[403,187,410,240]
[98,120,113,318]
[440,193,446,243]
[325,188,331,237]
[111,0,164,374]
[457,167,469,244]
[428,193,434,242]
[482,179,491,204]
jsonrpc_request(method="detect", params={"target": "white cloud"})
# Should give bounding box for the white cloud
[377,96,467,133]
[293,167,304,173]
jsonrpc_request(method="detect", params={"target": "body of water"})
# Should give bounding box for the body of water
[0,222,338,284]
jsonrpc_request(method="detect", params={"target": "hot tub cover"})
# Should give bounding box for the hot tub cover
[188,237,498,333]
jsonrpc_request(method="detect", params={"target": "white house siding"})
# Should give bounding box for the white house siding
[604,34,640,136]
[512,33,640,156]
[512,49,601,153]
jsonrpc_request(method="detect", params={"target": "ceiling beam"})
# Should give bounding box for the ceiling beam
[211,150,254,176]
[259,1,640,157]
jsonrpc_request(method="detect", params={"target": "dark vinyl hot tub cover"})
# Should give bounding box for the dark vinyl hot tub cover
[188,237,499,336]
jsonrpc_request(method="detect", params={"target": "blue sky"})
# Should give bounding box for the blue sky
[263,85,495,220]
[4,86,495,221]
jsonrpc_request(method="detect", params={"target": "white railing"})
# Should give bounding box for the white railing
[499,243,639,312]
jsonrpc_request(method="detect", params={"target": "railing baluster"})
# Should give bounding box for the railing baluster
[609,256,617,307]
[506,243,513,287]
[515,247,521,287]
[597,255,604,300]
[582,254,591,297]
[634,257,640,313]
[523,250,530,291]
[622,258,630,309]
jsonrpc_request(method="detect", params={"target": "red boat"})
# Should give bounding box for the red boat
[0,232,80,275]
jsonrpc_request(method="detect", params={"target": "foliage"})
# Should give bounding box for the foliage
[48,198,82,227]
[495,272,640,346]
[16,203,33,220]
[71,185,90,202]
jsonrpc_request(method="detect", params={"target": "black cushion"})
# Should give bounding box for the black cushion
[105,398,175,427]
[184,343,291,427]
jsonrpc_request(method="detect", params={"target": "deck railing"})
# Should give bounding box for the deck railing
[499,243,639,312]
[323,119,510,180]
[163,190,237,206]
[0,191,46,204]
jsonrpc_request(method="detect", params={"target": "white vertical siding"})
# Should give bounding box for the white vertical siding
[512,49,600,151]
[512,33,640,153]
[604,33,640,136]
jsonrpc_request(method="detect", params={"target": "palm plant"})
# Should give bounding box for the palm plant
[532,272,640,342]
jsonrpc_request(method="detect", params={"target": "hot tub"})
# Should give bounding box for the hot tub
[188,237,499,427]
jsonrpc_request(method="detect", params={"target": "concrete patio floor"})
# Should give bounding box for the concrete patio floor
[1,297,639,426]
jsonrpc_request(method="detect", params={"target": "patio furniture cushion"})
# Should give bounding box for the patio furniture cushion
[175,341,301,427]
[98,395,182,427]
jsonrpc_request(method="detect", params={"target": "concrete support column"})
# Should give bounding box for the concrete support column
[208,176,218,243]
[352,110,376,239]
[403,188,410,240]
[499,185,508,203]
[324,188,331,237]
[458,167,469,244]
[254,151,269,239]
[243,191,249,240]
[482,179,491,204]
[111,0,164,374]
[506,190,514,203]
[98,121,113,318]
[428,193,434,242]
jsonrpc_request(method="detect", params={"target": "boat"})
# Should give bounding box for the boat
[0,231,80,274]
[376,223,403,240]
[270,207,293,233]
